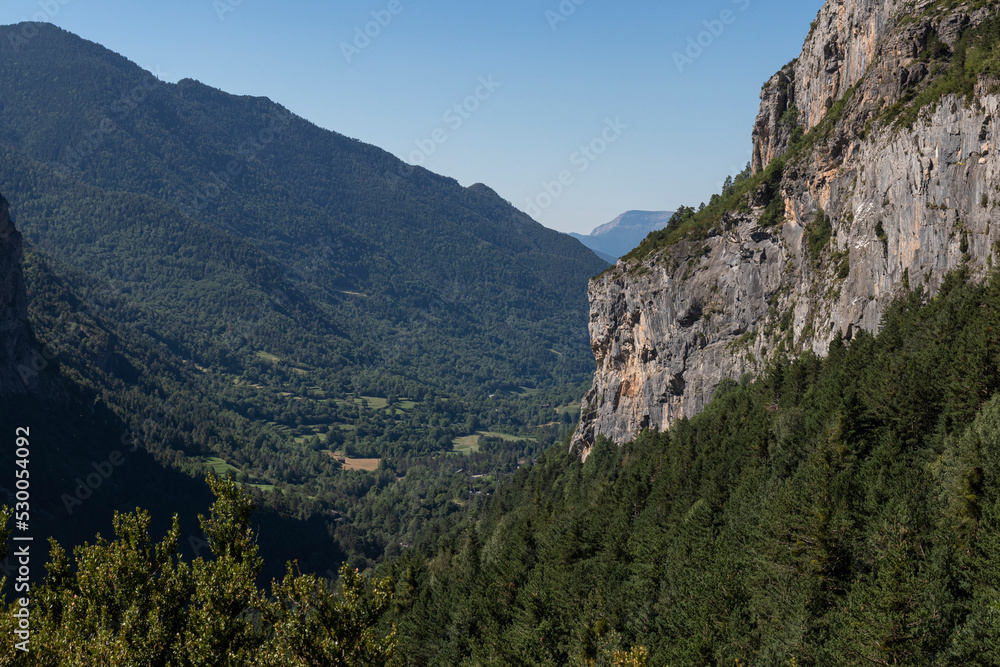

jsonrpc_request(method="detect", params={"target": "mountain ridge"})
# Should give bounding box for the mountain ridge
[0,21,608,395]
[570,210,674,261]
[0,192,30,394]
[0,191,49,397]
[0,22,604,575]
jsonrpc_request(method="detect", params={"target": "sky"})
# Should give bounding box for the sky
[0,0,825,235]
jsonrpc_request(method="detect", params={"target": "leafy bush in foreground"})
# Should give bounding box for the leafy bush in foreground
[0,476,395,666]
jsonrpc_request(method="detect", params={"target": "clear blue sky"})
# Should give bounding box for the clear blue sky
[1,0,824,234]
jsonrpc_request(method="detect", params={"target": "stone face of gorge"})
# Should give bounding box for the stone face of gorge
[574,0,1000,456]
[574,222,788,449]
[752,0,905,172]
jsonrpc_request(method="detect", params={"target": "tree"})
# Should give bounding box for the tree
[0,477,395,665]
[722,175,735,196]
[259,563,396,666]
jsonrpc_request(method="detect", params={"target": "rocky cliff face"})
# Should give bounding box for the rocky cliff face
[0,192,41,395]
[574,0,1000,456]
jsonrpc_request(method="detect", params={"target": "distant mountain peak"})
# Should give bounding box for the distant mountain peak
[570,210,674,261]
[591,210,674,237]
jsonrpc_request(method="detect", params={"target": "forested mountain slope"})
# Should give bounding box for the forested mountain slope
[0,180,581,577]
[391,268,1000,665]
[0,22,607,397]
[0,22,606,578]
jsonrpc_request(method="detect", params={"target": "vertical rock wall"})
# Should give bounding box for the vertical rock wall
[574,0,1000,456]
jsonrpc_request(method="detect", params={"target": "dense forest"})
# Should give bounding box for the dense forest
[11,263,1000,665]
[0,239,582,581]
[382,267,1000,665]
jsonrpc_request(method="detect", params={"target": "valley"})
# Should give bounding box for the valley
[3,0,1000,663]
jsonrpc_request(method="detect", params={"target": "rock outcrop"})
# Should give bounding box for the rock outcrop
[0,192,42,395]
[574,0,1000,456]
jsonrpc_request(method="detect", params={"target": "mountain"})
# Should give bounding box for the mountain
[0,23,607,398]
[8,2,1000,664]
[569,210,674,262]
[573,0,1000,453]
[0,23,606,574]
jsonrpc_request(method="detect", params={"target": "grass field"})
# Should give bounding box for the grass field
[555,401,581,414]
[357,396,389,409]
[392,399,417,415]
[343,458,380,472]
[248,483,275,492]
[478,431,528,442]
[207,454,283,492]
[205,456,241,476]
[453,431,530,454]
[452,435,481,454]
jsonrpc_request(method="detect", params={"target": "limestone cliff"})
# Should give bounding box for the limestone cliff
[0,192,42,395]
[574,0,1000,455]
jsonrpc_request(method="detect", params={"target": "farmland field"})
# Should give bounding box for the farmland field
[452,435,481,454]
[205,456,241,476]
[453,431,530,454]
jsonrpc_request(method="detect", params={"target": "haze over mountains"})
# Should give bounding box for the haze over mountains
[569,210,674,262]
